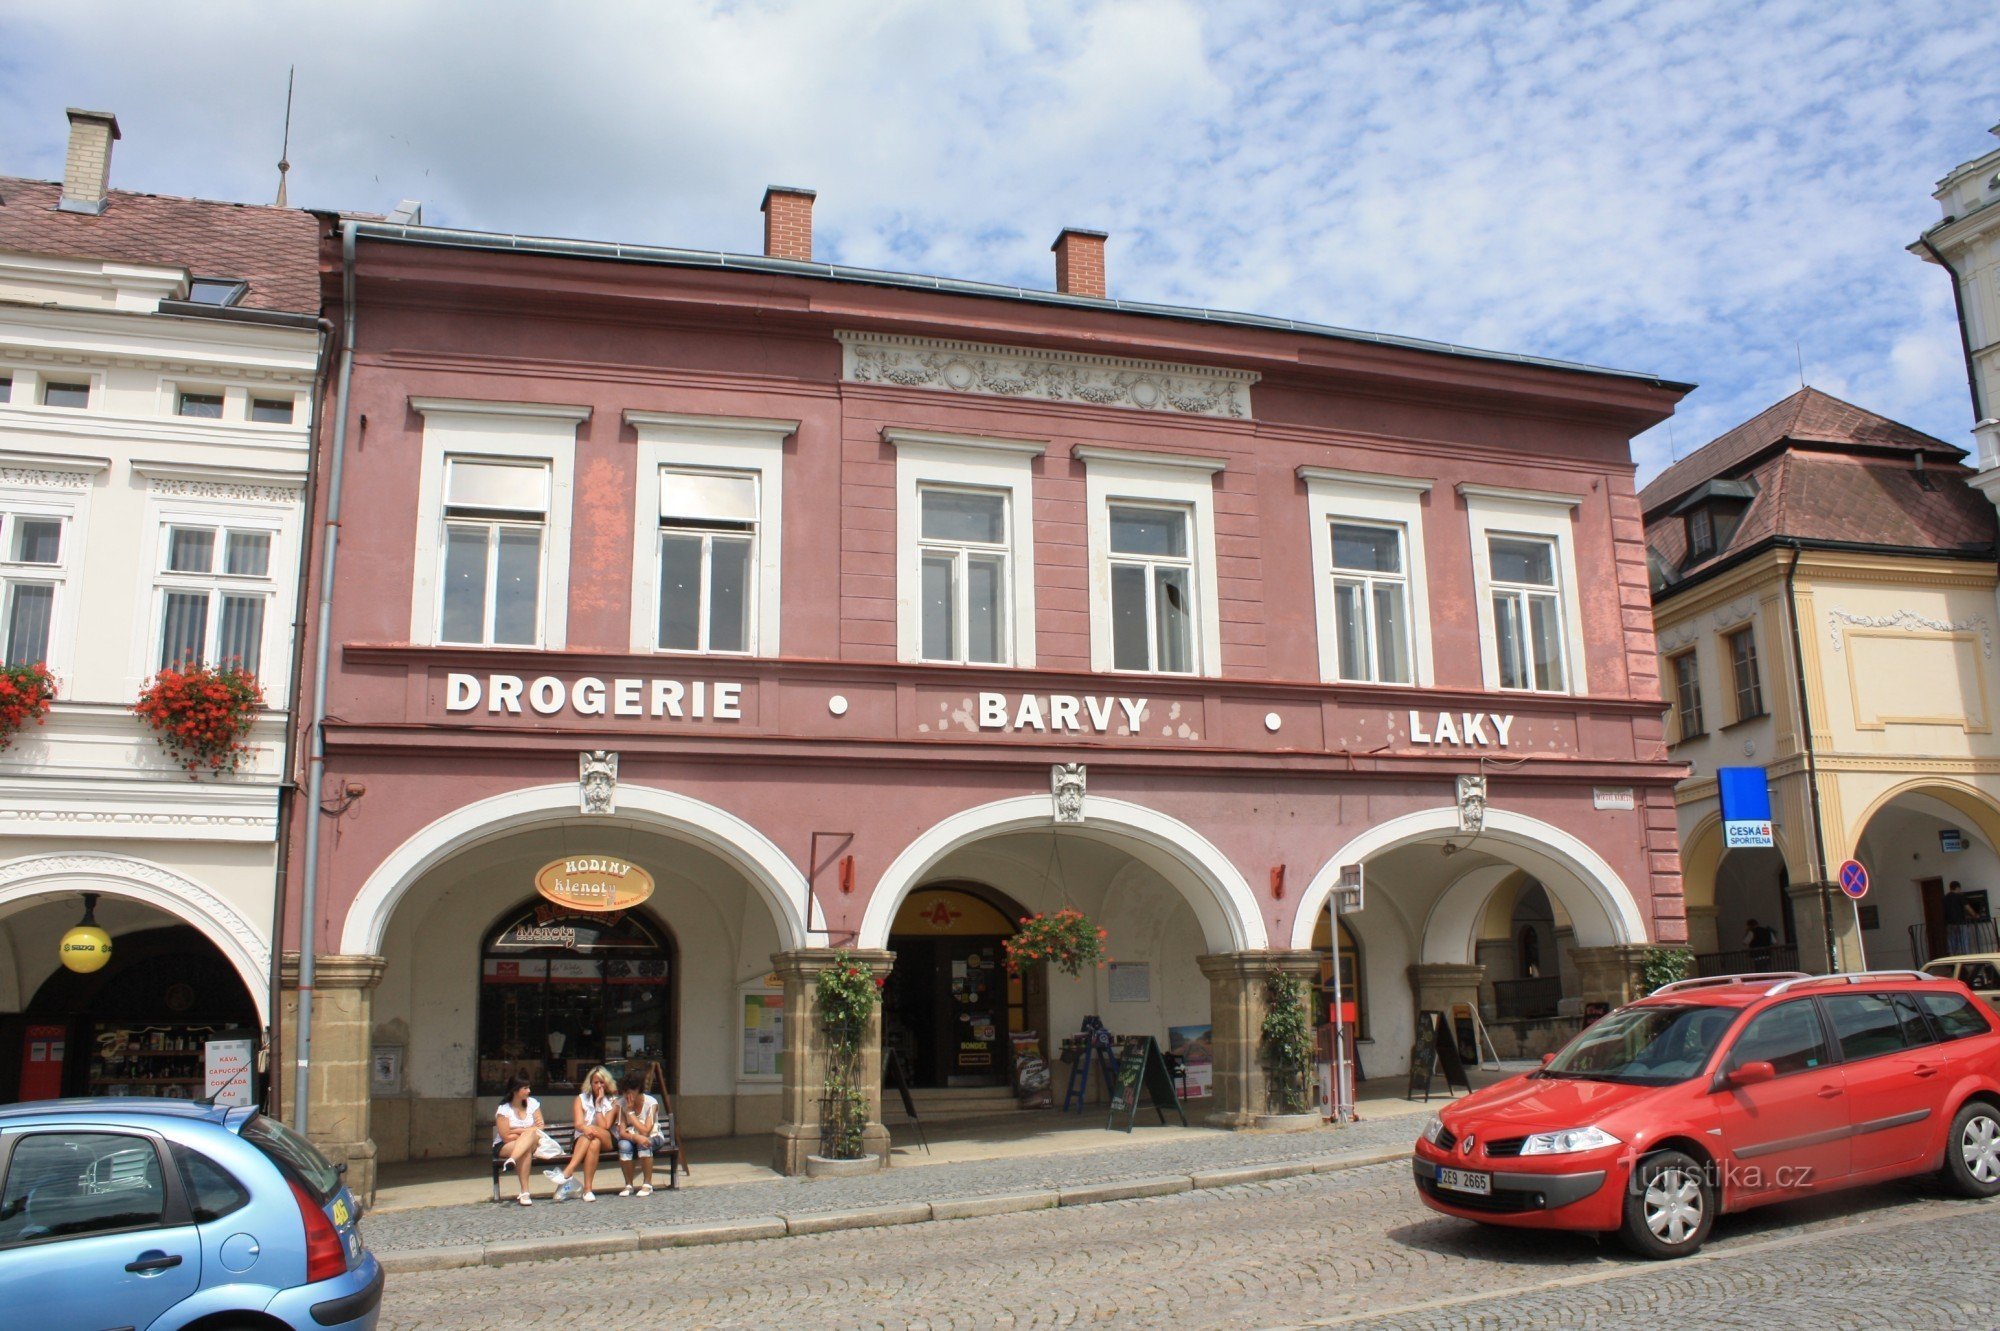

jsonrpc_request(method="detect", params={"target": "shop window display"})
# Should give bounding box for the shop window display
[477,902,674,1096]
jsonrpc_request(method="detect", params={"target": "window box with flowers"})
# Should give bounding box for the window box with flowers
[132,662,264,776]
[1002,909,1108,977]
[0,662,58,750]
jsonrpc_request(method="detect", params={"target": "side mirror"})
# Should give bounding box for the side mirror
[1540,1052,1557,1067]
[1723,1060,1775,1089]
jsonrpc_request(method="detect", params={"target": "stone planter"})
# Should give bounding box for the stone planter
[1252,1112,1324,1132]
[805,1152,884,1178]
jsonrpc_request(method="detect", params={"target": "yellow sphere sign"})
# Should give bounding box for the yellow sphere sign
[534,856,654,913]
[59,924,113,973]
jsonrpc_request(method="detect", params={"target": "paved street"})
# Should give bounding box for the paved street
[376,1159,2000,1329]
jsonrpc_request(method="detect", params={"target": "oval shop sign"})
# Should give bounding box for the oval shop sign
[535,856,655,913]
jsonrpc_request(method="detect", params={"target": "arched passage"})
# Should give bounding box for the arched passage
[341,783,814,956]
[1850,779,2000,967]
[861,796,1265,953]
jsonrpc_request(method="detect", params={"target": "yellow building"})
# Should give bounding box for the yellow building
[1646,389,2000,976]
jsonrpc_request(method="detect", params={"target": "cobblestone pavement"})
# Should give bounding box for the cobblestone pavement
[366,1114,1426,1250]
[377,1159,2000,1329]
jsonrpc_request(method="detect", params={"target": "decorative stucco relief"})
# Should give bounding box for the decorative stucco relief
[149,477,301,505]
[1709,598,1757,632]
[0,465,94,490]
[838,331,1257,419]
[1826,607,1993,659]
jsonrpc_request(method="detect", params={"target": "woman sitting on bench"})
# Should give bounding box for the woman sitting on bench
[614,1070,667,1197]
[544,1065,618,1202]
[493,1076,547,1206]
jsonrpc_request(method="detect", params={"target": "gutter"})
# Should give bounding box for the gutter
[267,311,336,1108]
[293,221,358,1135]
[1915,234,1986,427]
[1782,542,1838,973]
[343,219,1694,393]
[156,299,325,332]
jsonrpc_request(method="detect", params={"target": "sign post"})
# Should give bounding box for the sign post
[1839,859,1870,970]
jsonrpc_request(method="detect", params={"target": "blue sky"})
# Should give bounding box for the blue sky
[2,0,1994,481]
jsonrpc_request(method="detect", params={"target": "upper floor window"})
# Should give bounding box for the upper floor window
[250,397,295,424]
[1487,534,1568,692]
[1109,504,1195,674]
[438,458,548,648]
[0,375,11,404]
[157,523,275,674]
[177,391,224,419]
[1686,506,1714,560]
[1728,626,1763,720]
[1,512,63,667]
[919,487,1011,665]
[657,468,757,654]
[186,278,246,307]
[1329,521,1412,684]
[41,381,89,409]
[1670,650,1703,740]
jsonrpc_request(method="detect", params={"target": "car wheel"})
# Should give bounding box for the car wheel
[1620,1149,1714,1259]
[1941,1101,2000,1198]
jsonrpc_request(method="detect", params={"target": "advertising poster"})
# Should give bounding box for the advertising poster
[1167,1023,1213,1099]
[204,1038,254,1107]
[740,991,784,1079]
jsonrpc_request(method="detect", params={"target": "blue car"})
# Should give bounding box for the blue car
[0,1098,382,1330]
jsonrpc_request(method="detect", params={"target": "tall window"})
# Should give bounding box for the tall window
[1488,534,1568,691]
[438,458,547,647]
[157,524,274,673]
[2,512,63,666]
[919,487,1009,664]
[1329,520,1411,683]
[1671,650,1703,740]
[657,468,756,653]
[1728,627,1763,719]
[1687,507,1714,559]
[1108,504,1194,673]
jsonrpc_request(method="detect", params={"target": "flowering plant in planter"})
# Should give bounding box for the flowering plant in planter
[1003,908,1109,977]
[815,951,883,1161]
[0,662,58,749]
[132,662,265,776]
[1261,971,1315,1115]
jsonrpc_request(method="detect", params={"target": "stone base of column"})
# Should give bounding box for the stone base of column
[1199,950,1321,1129]
[770,948,895,1177]
[1406,962,1486,1021]
[280,953,387,1203]
[1568,945,1654,1007]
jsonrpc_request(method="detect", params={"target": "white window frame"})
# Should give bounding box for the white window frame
[1079,445,1223,677]
[627,412,792,656]
[410,399,586,651]
[1461,483,1587,695]
[1300,467,1433,686]
[151,520,283,674]
[130,467,302,706]
[0,483,89,675]
[916,484,1015,665]
[435,462,551,649]
[890,428,1042,668]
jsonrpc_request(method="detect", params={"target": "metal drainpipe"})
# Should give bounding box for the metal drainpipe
[293,221,359,1133]
[1782,543,1838,973]
[1917,235,1986,427]
[267,313,336,1108]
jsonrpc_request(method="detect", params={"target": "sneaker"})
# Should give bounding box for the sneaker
[618,1186,634,1197]
[636,1185,653,1197]
[582,1191,596,1202]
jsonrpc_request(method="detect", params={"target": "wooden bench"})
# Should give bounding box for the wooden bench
[490,1109,685,1201]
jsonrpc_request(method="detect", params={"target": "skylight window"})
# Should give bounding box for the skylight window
[186,278,247,307]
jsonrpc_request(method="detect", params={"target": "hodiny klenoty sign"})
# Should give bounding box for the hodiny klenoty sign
[535,856,655,912]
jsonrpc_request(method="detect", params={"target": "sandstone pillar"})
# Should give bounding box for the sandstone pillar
[1198,950,1321,1128]
[279,953,386,1203]
[1567,944,1654,1007]
[771,948,895,1176]
[1406,962,1486,1021]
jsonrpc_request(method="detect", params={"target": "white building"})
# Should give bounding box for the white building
[0,110,322,1102]
[1913,122,2000,495]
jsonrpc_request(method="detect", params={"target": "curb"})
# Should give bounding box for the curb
[376,1144,1412,1274]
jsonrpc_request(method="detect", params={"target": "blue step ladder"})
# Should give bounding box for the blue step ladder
[1062,1018,1118,1113]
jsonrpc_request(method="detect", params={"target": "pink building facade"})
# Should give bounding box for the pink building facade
[283,197,1690,1190]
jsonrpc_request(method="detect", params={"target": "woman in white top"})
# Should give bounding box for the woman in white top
[493,1076,544,1206]
[544,1065,618,1201]
[614,1069,666,1196]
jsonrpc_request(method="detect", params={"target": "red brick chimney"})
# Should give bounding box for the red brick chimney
[1051,227,1108,298]
[761,186,816,262]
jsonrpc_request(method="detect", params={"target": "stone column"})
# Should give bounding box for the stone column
[1198,950,1322,1128]
[1567,945,1653,1007]
[279,953,386,1203]
[1406,962,1486,1021]
[1685,904,1721,959]
[1785,879,1849,973]
[771,949,895,1176]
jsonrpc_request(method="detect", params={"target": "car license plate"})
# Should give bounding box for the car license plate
[1437,1167,1491,1196]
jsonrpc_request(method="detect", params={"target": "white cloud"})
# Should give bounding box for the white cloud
[1,0,1993,478]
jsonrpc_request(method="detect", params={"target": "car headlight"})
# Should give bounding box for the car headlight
[1519,1126,1621,1155]
[1421,1114,1447,1145]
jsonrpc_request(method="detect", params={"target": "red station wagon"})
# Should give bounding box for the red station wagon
[1412,970,2000,1257]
